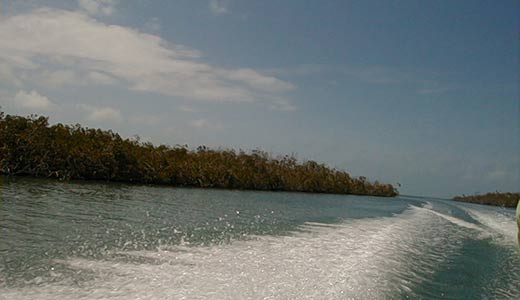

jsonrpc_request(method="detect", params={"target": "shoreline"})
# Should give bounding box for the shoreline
[0,112,398,198]
[453,192,519,208]
[0,174,398,198]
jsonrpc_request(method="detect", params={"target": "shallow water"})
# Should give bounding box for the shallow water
[0,177,518,299]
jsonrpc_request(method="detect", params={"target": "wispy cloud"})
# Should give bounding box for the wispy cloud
[179,105,196,113]
[265,64,332,77]
[130,114,163,126]
[269,64,421,84]
[209,0,230,15]
[0,62,22,86]
[189,118,223,130]
[143,17,161,33]
[418,86,454,95]
[268,64,454,96]
[268,98,297,112]
[189,119,210,128]
[0,8,294,109]
[78,0,119,16]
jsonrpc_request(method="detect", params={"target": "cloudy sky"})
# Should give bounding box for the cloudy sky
[0,0,518,197]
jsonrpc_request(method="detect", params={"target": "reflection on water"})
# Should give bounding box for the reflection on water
[1,177,519,299]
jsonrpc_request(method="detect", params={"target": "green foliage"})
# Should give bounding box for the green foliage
[0,112,398,197]
[453,192,519,208]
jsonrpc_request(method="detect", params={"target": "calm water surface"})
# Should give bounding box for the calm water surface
[0,177,519,299]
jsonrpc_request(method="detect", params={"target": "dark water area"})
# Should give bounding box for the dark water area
[1,177,519,299]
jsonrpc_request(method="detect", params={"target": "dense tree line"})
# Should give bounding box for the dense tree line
[0,112,397,197]
[453,192,519,208]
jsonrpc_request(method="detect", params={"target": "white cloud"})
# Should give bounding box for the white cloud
[209,0,229,15]
[42,70,80,87]
[0,8,295,108]
[13,90,55,111]
[80,104,122,123]
[23,69,116,88]
[78,0,118,16]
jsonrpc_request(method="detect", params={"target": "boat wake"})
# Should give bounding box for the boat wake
[0,204,515,300]
[464,207,517,245]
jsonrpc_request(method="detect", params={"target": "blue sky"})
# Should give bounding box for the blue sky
[0,0,518,197]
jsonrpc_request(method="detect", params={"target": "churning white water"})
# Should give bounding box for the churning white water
[0,205,495,300]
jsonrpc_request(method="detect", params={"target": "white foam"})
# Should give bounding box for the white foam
[464,207,517,245]
[416,206,485,232]
[0,206,470,300]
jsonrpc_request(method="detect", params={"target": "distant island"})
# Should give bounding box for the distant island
[453,192,519,208]
[0,111,397,197]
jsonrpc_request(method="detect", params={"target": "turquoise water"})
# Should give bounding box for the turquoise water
[0,177,518,299]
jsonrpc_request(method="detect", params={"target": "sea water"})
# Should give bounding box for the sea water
[1,177,518,299]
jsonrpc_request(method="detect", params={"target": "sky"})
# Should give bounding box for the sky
[0,0,518,198]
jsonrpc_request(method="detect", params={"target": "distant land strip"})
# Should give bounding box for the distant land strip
[0,112,398,197]
[453,192,519,208]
